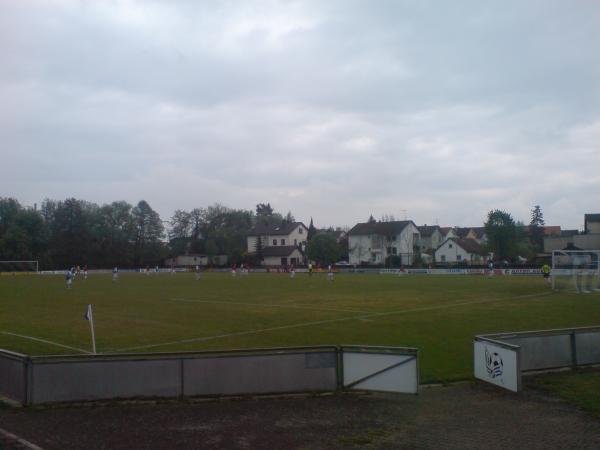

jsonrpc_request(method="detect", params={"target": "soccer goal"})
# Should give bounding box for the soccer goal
[552,250,600,293]
[0,260,39,274]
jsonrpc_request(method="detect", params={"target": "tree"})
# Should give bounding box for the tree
[284,211,295,224]
[306,233,342,265]
[528,205,545,258]
[307,217,316,241]
[484,209,517,260]
[47,198,92,267]
[131,200,165,266]
[368,215,376,224]
[255,202,283,226]
[255,235,264,264]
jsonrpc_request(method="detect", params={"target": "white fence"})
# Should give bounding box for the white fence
[0,345,418,405]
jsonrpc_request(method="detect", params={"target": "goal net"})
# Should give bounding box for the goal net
[0,260,39,274]
[552,250,600,293]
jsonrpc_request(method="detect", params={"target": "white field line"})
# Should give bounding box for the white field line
[113,291,552,353]
[169,297,370,314]
[0,428,44,450]
[1,331,92,354]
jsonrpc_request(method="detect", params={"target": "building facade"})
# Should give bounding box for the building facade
[348,221,420,265]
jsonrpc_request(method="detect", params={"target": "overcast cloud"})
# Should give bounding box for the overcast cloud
[1,0,599,229]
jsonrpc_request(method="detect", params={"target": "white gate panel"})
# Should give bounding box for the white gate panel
[343,351,418,394]
[474,340,520,392]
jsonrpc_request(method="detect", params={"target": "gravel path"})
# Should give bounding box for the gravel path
[1,382,599,449]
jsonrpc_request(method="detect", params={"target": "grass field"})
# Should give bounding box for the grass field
[2,272,600,383]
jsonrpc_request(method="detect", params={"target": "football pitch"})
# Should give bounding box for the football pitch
[2,272,600,383]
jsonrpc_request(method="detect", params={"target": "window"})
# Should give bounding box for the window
[457,254,462,261]
[281,257,287,266]
[294,239,297,245]
[387,247,392,254]
[273,239,277,246]
[392,247,397,255]
[371,253,377,262]
[441,255,446,262]
[299,227,303,234]
[449,243,453,248]
[392,236,397,241]
[281,239,285,245]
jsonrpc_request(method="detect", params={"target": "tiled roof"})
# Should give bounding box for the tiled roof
[248,222,306,236]
[348,221,415,236]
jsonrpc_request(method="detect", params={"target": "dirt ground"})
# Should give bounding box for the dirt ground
[1,382,600,450]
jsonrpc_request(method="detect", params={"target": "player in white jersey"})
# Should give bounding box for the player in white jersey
[327,265,334,281]
[66,269,73,289]
[112,267,119,282]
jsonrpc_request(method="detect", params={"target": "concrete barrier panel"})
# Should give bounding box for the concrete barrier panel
[183,351,337,396]
[31,359,181,404]
[575,332,600,365]
[0,352,26,403]
[506,335,571,371]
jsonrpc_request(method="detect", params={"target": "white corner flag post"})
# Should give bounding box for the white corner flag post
[84,304,97,354]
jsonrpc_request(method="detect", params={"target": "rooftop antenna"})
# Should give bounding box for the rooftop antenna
[399,209,407,220]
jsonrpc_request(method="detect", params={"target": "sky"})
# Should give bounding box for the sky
[1,0,599,230]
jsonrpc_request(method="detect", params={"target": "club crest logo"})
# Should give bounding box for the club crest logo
[485,346,503,378]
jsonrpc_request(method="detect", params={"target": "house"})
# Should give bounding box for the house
[439,227,458,239]
[585,214,600,234]
[348,220,420,265]
[261,246,305,267]
[544,214,600,252]
[435,238,488,264]
[417,225,444,253]
[466,227,487,244]
[246,221,308,266]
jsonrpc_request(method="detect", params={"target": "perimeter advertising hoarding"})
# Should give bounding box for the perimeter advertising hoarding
[474,340,520,392]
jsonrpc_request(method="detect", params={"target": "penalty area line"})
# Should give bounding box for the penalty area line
[1,331,92,354]
[169,297,370,314]
[113,291,552,353]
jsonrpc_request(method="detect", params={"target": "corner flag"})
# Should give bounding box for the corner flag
[84,304,93,321]
[83,304,96,354]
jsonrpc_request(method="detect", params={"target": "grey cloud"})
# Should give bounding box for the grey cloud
[1,0,599,229]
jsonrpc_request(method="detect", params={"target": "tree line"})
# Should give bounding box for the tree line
[0,197,347,269]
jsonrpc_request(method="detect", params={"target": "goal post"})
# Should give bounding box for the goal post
[0,260,39,274]
[552,250,600,293]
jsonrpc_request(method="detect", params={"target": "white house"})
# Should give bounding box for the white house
[348,220,420,265]
[417,225,444,253]
[435,238,488,264]
[247,221,308,266]
[261,246,305,267]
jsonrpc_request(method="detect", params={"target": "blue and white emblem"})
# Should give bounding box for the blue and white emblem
[485,346,503,378]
